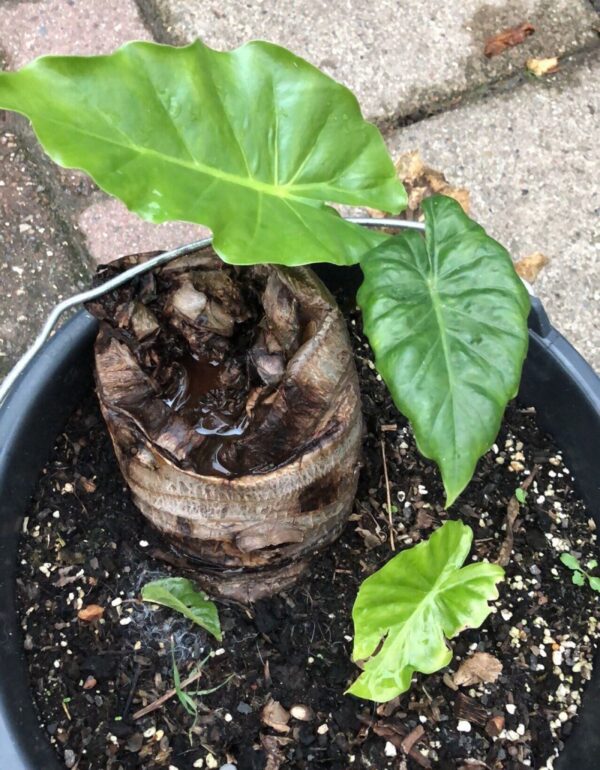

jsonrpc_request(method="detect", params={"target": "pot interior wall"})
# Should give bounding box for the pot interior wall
[0,269,599,769]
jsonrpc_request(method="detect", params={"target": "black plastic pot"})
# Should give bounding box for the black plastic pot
[0,278,599,770]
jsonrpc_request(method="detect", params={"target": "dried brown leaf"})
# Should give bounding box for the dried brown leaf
[514,252,550,283]
[526,57,559,77]
[77,604,104,622]
[262,698,291,733]
[355,527,384,550]
[484,22,535,57]
[453,652,503,687]
[261,734,290,770]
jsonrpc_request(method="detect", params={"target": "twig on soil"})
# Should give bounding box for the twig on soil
[132,667,205,720]
[380,438,395,551]
[401,724,425,755]
[496,465,539,567]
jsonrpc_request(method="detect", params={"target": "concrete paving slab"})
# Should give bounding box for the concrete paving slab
[0,0,151,69]
[0,129,89,379]
[387,53,600,371]
[140,0,599,120]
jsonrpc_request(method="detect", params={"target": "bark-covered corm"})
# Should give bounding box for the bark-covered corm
[86,248,362,600]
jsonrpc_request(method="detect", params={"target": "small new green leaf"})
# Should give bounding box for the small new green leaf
[515,488,527,504]
[0,40,406,267]
[142,577,222,640]
[587,559,598,571]
[588,576,600,593]
[358,195,530,505]
[348,520,504,702]
[572,570,586,587]
[560,552,581,572]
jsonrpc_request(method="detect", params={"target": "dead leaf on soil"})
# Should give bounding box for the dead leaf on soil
[367,150,470,222]
[77,604,104,622]
[261,698,291,733]
[355,526,384,550]
[484,22,535,58]
[514,252,550,283]
[526,57,560,77]
[452,652,503,687]
[261,734,291,770]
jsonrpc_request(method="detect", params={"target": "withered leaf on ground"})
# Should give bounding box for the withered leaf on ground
[261,698,291,733]
[514,252,550,284]
[484,22,535,57]
[526,57,560,77]
[452,652,503,687]
[261,734,291,770]
[369,150,470,222]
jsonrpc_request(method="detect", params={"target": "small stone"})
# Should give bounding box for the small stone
[64,749,77,768]
[384,741,397,757]
[317,723,329,735]
[457,720,471,732]
[506,704,517,715]
[290,704,314,721]
[143,726,156,739]
[220,765,237,770]
[206,755,218,769]
[126,734,144,752]
[236,702,252,715]
[193,761,204,769]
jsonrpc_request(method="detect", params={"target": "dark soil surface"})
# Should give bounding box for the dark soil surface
[16,312,600,770]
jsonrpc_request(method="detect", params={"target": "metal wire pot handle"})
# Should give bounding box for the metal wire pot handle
[0,218,425,407]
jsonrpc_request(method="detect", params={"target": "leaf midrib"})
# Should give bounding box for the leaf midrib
[38,112,388,205]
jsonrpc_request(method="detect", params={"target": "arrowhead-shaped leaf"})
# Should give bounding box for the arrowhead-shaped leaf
[357,195,530,505]
[348,520,504,702]
[0,40,406,266]
[141,577,222,641]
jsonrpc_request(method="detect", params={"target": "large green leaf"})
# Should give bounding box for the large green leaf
[357,195,530,505]
[141,577,222,641]
[349,520,504,702]
[0,40,406,266]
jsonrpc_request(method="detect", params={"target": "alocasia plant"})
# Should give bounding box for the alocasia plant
[0,39,529,504]
[358,196,530,504]
[348,520,504,702]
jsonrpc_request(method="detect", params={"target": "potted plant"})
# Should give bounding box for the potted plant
[1,39,599,770]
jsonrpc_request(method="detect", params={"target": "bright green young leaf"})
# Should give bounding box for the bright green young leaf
[515,488,527,504]
[587,559,598,571]
[560,552,581,572]
[348,520,504,702]
[588,576,600,592]
[142,577,222,640]
[357,195,530,505]
[0,40,406,266]
[572,571,586,587]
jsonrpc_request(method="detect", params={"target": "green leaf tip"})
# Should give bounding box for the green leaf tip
[141,576,222,641]
[0,39,406,267]
[357,194,530,506]
[348,519,504,702]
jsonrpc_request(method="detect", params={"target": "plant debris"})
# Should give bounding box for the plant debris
[484,23,535,58]
[514,251,550,283]
[452,652,503,687]
[526,57,560,77]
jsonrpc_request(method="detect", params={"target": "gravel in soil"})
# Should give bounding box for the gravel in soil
[16,312,600,770]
